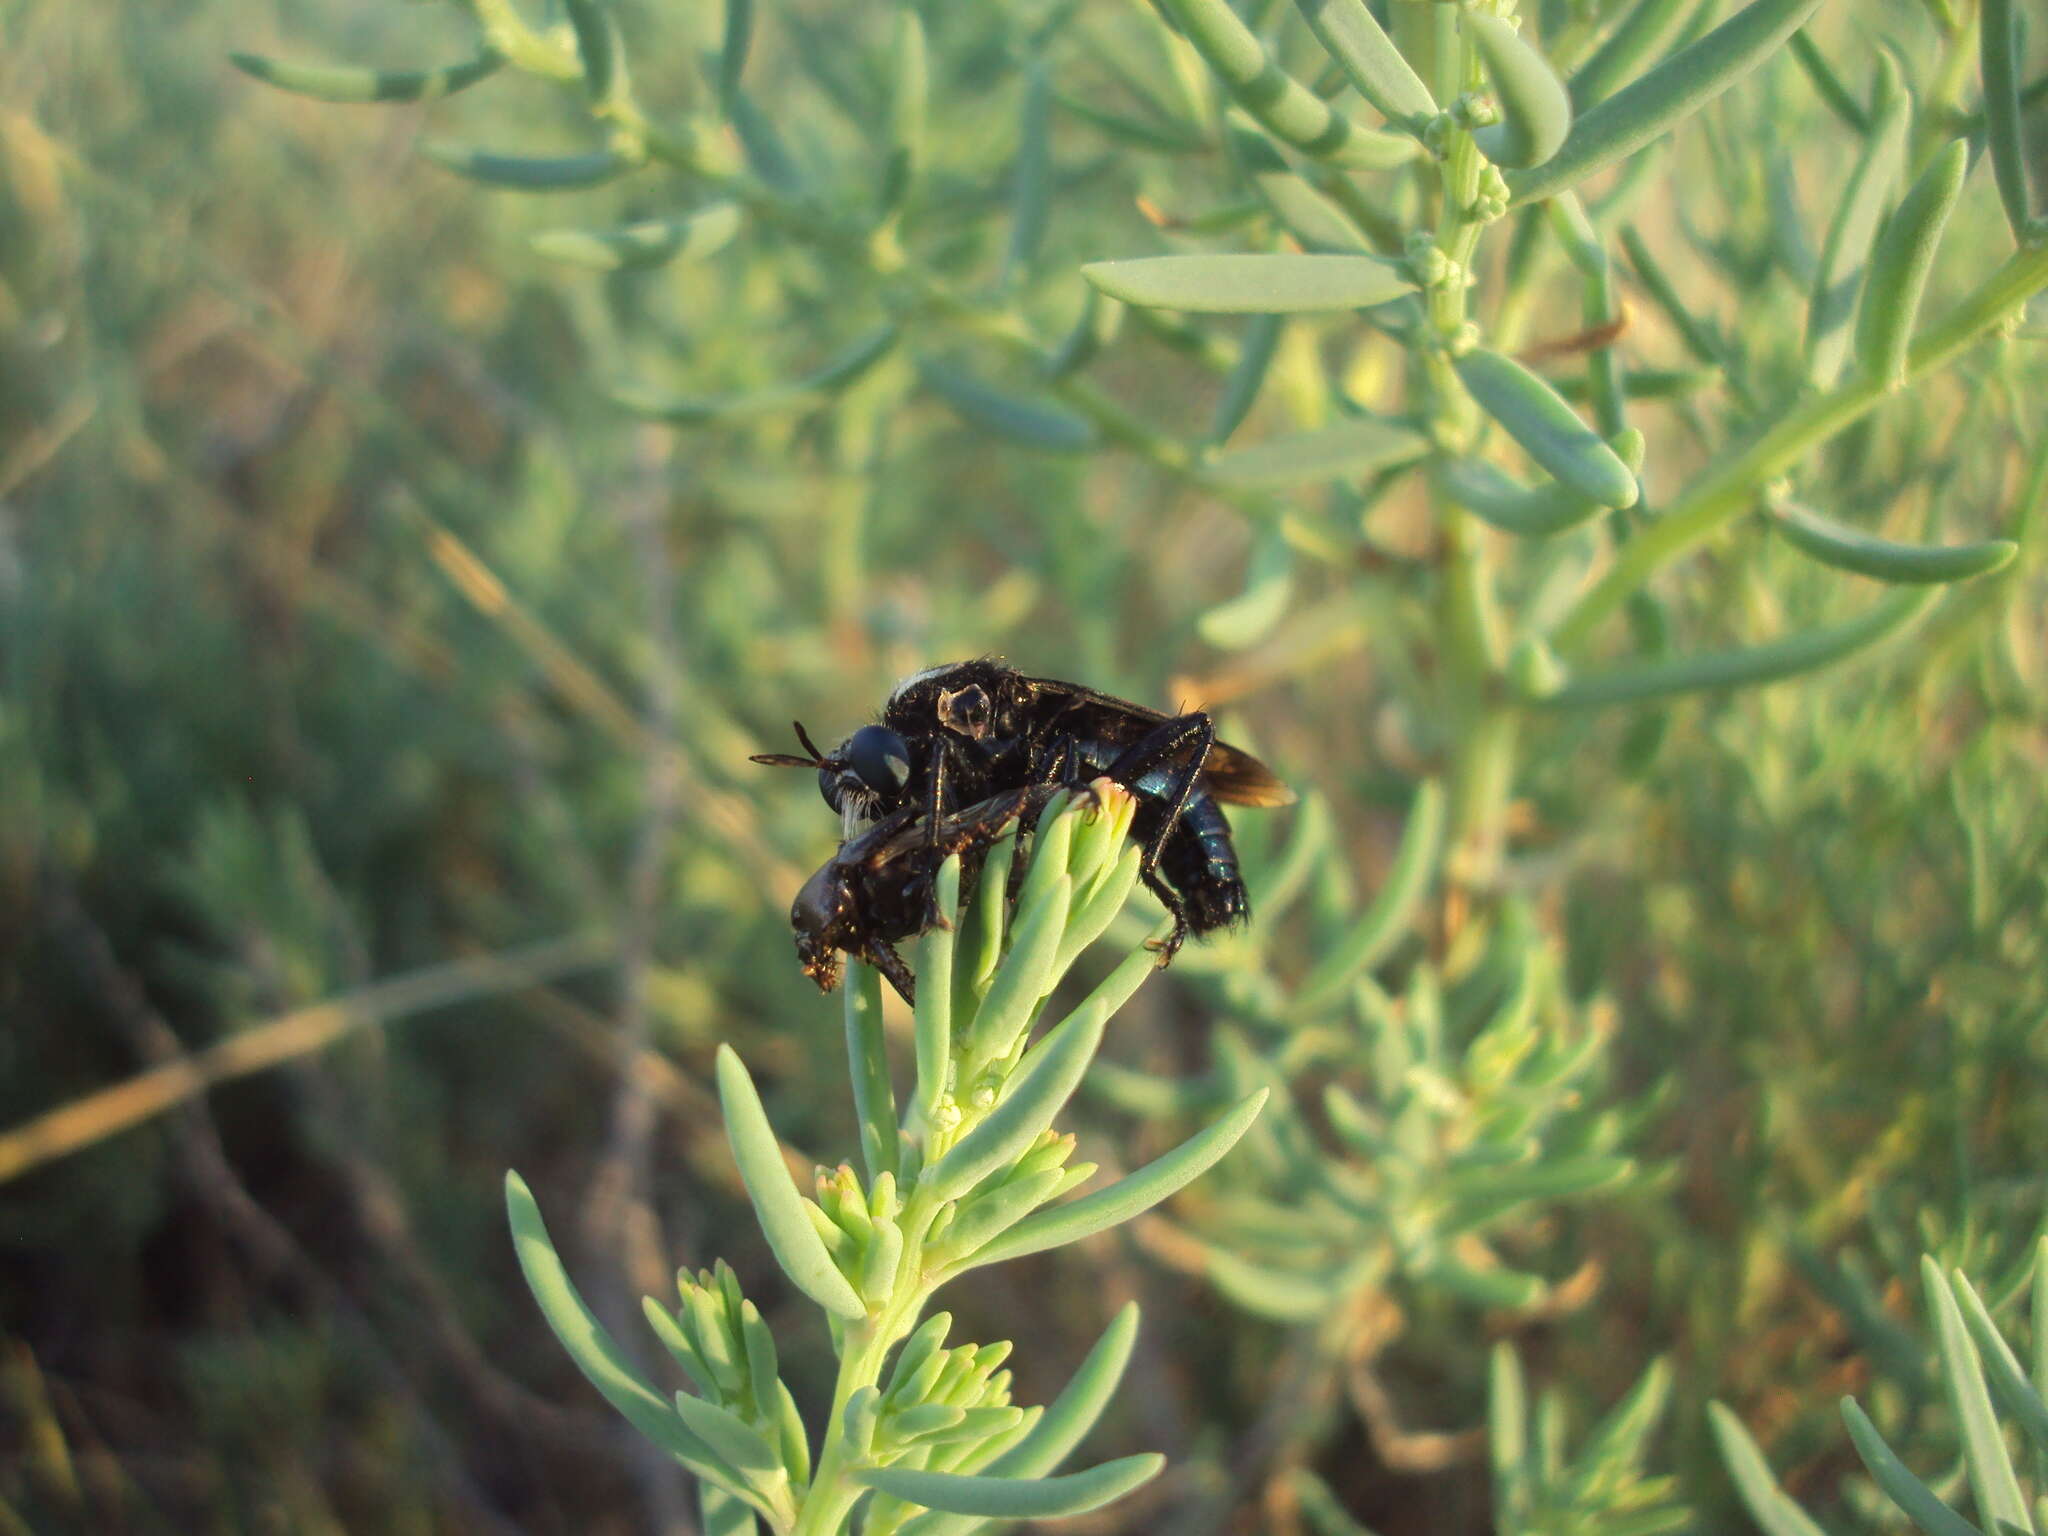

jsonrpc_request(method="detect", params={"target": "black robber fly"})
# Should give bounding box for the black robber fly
[753,660,1294,959]
[789,782,1075,1004]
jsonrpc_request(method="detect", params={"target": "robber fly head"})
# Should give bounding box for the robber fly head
[750,719,915,830]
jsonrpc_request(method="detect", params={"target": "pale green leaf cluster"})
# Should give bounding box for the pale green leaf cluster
[1715,1240,2048,1536]
[505,789,1263,1533]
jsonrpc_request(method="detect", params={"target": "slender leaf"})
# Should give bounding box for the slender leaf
[1767,501,2016,583]
[717,0,753,110]
[1084,253,1414,313]
[1440,427,1646,536]
[1543,588,1937,707]
[917,359,1098,452]
[1454,349,1639,509]
[1468,13,1574,170]
[230,47,503,103]
[504,1174,737,1480]
[1950,1271,2048,1461]
[1151,0,1415,167]
[422,143,635,189]
[1509,0,1830,206]
[1708,1403,1831,1536]
[1206,413,1430,486]
[1841,1398,1985,1536]
[1292,0,1437,126]
[1856,140,1969,388]
[1924,1257,2031,1533]
[1806,72,1910,387]
[531,203,742,270]
[971,1090,1270,1266]
[1007,61,1053,281]
[1296,778,1444,1010]
[1981,0,2036,241]
[672,1393,780,1475]
[925,999,1106,1201]
[1570,0,1697,109]
[714,1047,866,1319]
[857,1454,1164,1518]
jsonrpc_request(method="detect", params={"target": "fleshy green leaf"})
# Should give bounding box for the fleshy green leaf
[713,1047,867,1319]
[1841,1398,1984,1536]
[917,359,1098,452]
[1924,1257,2031,1532]
[913,857,961,1129]
[1207,1248,1357,1321]
[970,1090,1270,1266]
[1569,0,1696,110]
[877,5,927,216]
[1981,0,2036,242]
[230,47,503,103]
[962,869,1073,1061]
[1949,1270,2048,1462]
[1205,413,1430,487]
[1253,173,1376,254]
[845,964,896,1186]
[1198,533,1294,650]
[1766,501,2016,583]
[1708,1403,1831,1536]
[716,0,753,110]
[422,142,637,189]
[531,203,742,271]
[1855,140,1969,389]
[1292,0,1437,127]
[1150,0,1415,167]
[1509,0,1829,206]
[1296,778,1444,1011]
[1440,427,1646,536]
[672,1393,781,1475]
[1467,13,1573,170]
[856,1454,1165,1518]
[1542,588,1937,708]
[924,998,1107,1201]
[1805,71,1910,387]
[1207,313,1284,443]
[1083,253,1414,313]
[564,0,627,109]
[1006,61,1053,281]
[1453,349,1639,509]
[504,1174,741,1484]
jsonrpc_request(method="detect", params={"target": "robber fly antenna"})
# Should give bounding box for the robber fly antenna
[749,720,837,770]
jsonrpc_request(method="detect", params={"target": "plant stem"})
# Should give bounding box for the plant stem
[1421,22,1514,890]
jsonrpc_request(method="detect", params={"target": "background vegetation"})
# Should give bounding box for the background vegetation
[2,0,2043,1531]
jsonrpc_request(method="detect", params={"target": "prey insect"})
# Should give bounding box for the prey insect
[788,782,1081,1005]
[754,660,1293,960]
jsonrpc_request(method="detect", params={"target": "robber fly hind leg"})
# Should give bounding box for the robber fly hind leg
[1100,713,1216,875]
[1140,865,1193,962]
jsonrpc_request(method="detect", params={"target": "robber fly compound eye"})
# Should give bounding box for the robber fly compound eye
[845,726,913,797]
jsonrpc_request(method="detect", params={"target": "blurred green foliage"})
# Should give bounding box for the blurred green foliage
[2,0,2045,1531]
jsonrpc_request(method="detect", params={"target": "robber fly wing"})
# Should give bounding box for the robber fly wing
[1023,675,1295,807]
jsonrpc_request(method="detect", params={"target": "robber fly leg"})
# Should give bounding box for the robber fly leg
[864,939,918,1006]
[1140,866,1191,964]
[918,741,957,931]
[1101,713,1215,875]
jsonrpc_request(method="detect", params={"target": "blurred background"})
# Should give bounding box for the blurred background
[2,0,2044,1531]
